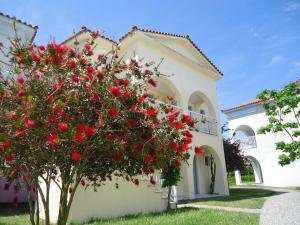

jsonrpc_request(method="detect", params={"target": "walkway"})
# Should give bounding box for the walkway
[178,204,260,214]
[260,191,300,225]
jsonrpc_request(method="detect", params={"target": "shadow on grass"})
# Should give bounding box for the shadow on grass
[0,203,30,217]
[179,188,282,204]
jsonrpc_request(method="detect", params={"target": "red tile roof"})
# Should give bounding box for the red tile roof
[222,99,262,113]
[60,26,117,45]
[0,12,38,29]
[120,26,223,76]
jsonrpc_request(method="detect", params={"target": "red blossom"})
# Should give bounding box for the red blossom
[170,141,179,150]
[57,122,68,132]
[74,133,86,142]
[25,119,36,128]
[76,124,86,133]
[182,114,192,123]
[14,129,26,137]
[108,108,119,117]
[72,152,82,161]
[119,79,129,86]
[168,114,176,122]
[132,143,143,152]
[68,60,76,69]
[109,86,122,97]
[47,132,61,146]
[148,78,157,87]
[122,91,131,98]
[183,137,192,144]
[86,66,94,74]
[173,159,181,167]
[38,45,45,51]
[0,140,12,150]
[7,112,16,120]
[181,144,189,152]
[173,121,184,130]
[91,31,100,38]
[144,154,153,163]
[113,152,123,161]
[16,76,25,85]
[90,93,99,101]
[195,146,205,154]
[31,52,40,61]
[5,152,16,161]
[183,130,193,137]
[85,127,96,136]
[145,108,158,117]
[48,115,58,123]
[72,75,80,83]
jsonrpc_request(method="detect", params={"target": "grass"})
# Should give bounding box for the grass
[77,208,259,225]
[180,187,277,209]
[0,204,259,225]
[0,203,31,225]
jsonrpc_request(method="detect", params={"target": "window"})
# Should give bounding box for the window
[205,156,210,166]
[200,109,205,115]
[188,105,192,111]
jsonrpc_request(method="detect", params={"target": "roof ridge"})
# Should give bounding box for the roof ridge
[222,99,262,112]
[60,26,118,45]
[119,26,223,76]
[0,12,38,29]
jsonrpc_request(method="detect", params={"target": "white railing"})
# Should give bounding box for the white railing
[236,136,257,149]
[189,111,218,136]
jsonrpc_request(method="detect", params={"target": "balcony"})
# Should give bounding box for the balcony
[236,136,257,149]
[189,111,218,136]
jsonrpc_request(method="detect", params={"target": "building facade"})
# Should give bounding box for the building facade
[223,95,300,187]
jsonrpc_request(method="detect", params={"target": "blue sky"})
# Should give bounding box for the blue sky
[1,0,300,123]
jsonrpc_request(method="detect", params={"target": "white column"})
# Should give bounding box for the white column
[234,170,242,185]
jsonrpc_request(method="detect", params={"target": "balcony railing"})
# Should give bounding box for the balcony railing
[236,136,257,149]
[189,111,218,136]
[153,100,218,136]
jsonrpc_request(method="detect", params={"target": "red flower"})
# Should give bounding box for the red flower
[16,76,25,85]
[148,78,157,87]
[170,141,179,150]
[181,144,189,152]
[38,45,45,51]
[48,115,58,124]
[109,86,122,97]
[31,52,40,61]
[113,152,123,161]
[132,143,143,152]
[74,133,86,142]
[195,146,205,154]
[0,140,12,150]
[91,31,100,38]
[55,108,63,117]
[72,152,82,161]
[173,121,184,130]
[183,137,192,144]
[85,127,96,136]
[144,154,153,163]
[183,130,193,137]
[47,132,61,146]
[76,124,86,133]
[68,60,76,69]
[72,75,80,83]
[86,66,94,74]
[55,81,64,90]
[137,95,145,103]
[144,69,152,75]
[108,108,119,117]
[57,122,68,132]
[119,79,129,86]
[90,93,99,101]
[5,152,16,161]
[173,159,181,167]
[145,108,158,117]
[168,114,176,122]
[7,112,16,120]
[182,114,192,123]
[122,91,131,98]
[14,130,26,137]
[25,119,36,128]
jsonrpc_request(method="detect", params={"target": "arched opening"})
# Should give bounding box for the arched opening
[235,155,263,185]
[193,145,224,196]
[188,92,217,135]
[233,125,257,149]
[149,76,183,108]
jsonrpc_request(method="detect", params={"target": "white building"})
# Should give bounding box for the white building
[45,26,228,224]
[0,12,37,203]
[223,88,300,187]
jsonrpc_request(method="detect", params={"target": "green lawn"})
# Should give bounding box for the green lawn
[77,208,259,225]
[0,204,259,225]
[180,187,276,209]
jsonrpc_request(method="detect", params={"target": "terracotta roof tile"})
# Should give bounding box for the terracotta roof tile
[0,12,38,29]
[119,26,223,76]
[222,99,262,113]
[60,26,117,45]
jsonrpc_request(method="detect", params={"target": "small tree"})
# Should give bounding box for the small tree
[257,82,300,165]
[223,139,247,173]
[0,30,194,225]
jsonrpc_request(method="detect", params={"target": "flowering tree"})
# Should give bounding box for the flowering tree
[0,31,201,225]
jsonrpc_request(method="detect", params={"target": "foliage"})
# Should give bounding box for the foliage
[0,30,196,225]
[257,82,300,165]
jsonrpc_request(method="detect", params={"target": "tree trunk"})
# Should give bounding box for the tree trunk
[57,183,69,225]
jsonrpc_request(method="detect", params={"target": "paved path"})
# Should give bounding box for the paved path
[178,204,261,214]
[260,191,300,225]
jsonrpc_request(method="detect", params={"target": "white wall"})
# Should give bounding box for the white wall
[226,105,300,187]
